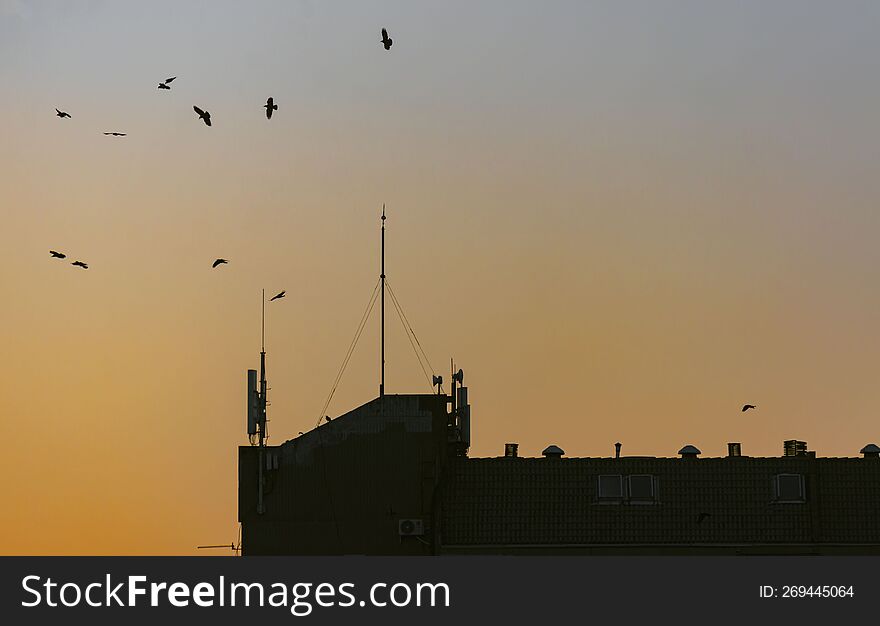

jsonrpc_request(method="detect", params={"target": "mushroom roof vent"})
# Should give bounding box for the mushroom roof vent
[678,444,701,458]
[542,445,565,458]
[860,444,880,457]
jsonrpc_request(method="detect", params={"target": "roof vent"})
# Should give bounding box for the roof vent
[504,443,519,458]
[542,445,564,458]
[860,444,880,458]
[678,444,701,458]
[727,442,742,457]
[614,442,622,458]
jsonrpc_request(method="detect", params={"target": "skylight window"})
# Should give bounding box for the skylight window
[598,474,623,499]
[774,474,806,503]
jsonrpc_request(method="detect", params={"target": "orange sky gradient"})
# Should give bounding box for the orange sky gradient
[2,1,880,554]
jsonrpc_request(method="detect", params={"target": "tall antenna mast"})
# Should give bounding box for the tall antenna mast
[257,289,267,514]
[380,204,386,397]
[260,288,267,447]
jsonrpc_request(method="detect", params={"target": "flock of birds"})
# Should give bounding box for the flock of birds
[56,77,276,131]
[49,22,760,413]
[48,249,87,269]
[49,23,762,416]
[47,26,394,290]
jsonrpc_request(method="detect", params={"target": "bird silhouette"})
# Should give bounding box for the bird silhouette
[158,76,176,90]
[71,260,88,269]
[158,82,170,90]
[193,106,212,126]
[264,97,277,120]
[55,109,71,118]
[381,27,393,50]
[742,404,756,412]
[49,250,66,259]
[103,132,127,136]
[212,258,228,268]
[269,291,286,302]
[325,415,331,423]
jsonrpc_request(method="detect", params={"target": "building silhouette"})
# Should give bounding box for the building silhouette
[238,391,880,555]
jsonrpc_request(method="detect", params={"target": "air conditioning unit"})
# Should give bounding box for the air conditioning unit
[398,519,424,536]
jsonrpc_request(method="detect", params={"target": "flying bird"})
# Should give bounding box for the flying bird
[49,250,66,259]
[55,109,71,118]
[380,27,393,50]
[158,76,177,90]
[71,260,89,269]
[193,106,212,126]
[269,290,286,302]
[264,97,277,120]
[742,404,756,412]
[158,82,170,90]
[103,132,127,136]
[212,258,228,268]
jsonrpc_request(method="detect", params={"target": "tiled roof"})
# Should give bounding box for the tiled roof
[441,457,880,546]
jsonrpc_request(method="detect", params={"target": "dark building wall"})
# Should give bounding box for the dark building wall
[439,456,880,555]
[239,394,449,555]
[239,393,880,555]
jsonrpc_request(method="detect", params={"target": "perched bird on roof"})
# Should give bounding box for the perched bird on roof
[264,97,277,120]
[380,27,393,50]
[55,108,71,118]
[49,250,66,259]
[212,258,228,268]
[742,404,756,412]
[103,132,127,136]
[269,290,286,302]
[193,105,212,126]
[71,260,89,269]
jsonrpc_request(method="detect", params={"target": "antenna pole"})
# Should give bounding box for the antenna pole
[260,289,267,447]
[258,289,267,514]
[380,204,386,397]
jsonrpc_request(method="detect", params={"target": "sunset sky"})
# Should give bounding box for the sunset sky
[2,0,880,554]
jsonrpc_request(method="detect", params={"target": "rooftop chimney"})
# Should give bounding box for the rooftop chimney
[678,445,701,459]
[860,444,880,459]
[784,440,808,457]
[614,442,622,459]
[504,443,519,458]
[542,445,564,458]
[727,442,742,457]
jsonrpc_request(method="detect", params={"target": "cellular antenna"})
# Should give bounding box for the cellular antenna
[380,204,386,397]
